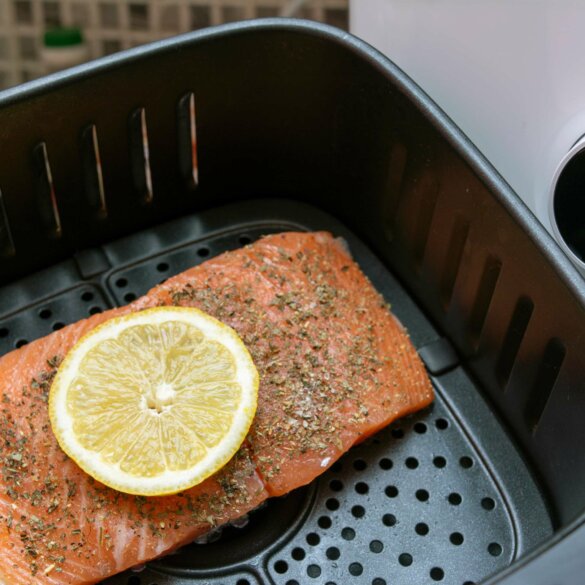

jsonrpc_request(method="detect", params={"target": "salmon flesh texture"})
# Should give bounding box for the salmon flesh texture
[0,231,433,584]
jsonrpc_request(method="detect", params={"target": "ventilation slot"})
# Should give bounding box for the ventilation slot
[524,338,566,433]
[469,255,502,348]
[129,108,153,204]
[495,296,534,389]
[177,92,199,189]
[0,189,15,257]
[413,172,438,270]
[81,124,107,217]
[440,216,469,309]
[33,142,62,238]
[383,141,408,239]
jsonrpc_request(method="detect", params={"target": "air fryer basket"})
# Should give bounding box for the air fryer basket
[0,19,584,585]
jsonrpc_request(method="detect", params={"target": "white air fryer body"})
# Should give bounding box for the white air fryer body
[351,0,585,276]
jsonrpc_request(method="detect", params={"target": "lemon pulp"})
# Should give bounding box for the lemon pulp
[49,307,258,496]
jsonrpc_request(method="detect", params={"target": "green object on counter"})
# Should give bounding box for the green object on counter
[43,28,84,48]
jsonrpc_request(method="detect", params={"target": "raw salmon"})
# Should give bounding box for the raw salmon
[0,231,433,584]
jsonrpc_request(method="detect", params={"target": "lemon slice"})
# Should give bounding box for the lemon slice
[49,307,258,496]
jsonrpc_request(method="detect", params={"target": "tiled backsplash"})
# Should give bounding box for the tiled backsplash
[0,0,348,89]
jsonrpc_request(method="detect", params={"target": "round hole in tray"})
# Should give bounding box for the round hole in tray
[351,505,365,518]
[236,580,250,585]
[382,513,397,527]
[488,542,503,557]
[318,516,332,529]
[482,497,496,510]
[405,457,419,469]
[291,547,305,561]
[116,278,128,288]
[414,422,427,434]
[306,532,320,546]
[460,456,474,469]
[52,322,65,331]
[353,459,367,471]
[239,235,252,245]
[197,247,210,257]
[307,564,321,578]
[124,292,137,302]
[385,485,399,498]
[430,567,445,581]
[349,562,363,576]
[15,339,28,348]
[391,428,404,439]
[274,560,288,574]
[0,327,8,338]
[341,527,355,540]
[450,532,464,545]
[286,581,300,585]
[329,479,343,492]
[398,553,413,567]
[416,489,429,502]
[448,492,462,506]
[89,306,102,315]
[81,291,94,302]
[326,498,339,511]
[372,579,387,585]
[355,481,369,494]
[326,546,340,560]
[415,522,429,536]
[156,262,169,272]
[369,540,383,553]
[379,457,393,470]
[39,308,52,319]
[433,456,447,468]
[436,418,449,430]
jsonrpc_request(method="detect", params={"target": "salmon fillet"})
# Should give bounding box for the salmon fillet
[0,231,433,584]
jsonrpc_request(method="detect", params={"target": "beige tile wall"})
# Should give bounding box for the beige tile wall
[0,0,348,89]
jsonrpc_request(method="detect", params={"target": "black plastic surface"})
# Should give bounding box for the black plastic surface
[553,147,585,262]
[0,18,584,585]
[0,201,551,585]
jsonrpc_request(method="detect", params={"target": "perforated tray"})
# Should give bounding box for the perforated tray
[0,200,552,585]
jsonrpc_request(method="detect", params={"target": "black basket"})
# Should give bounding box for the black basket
[0,19,584,585]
